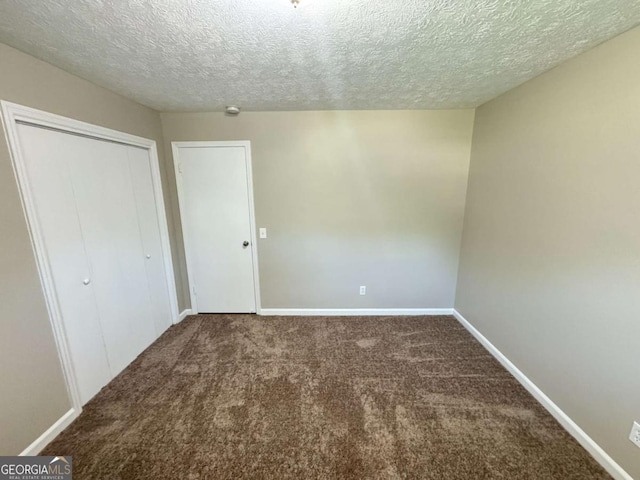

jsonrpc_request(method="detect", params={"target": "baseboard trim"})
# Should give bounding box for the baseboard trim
[451,309,632,480]
[176,309,193,323]
[20,408,78,456]
[259,308,454,316]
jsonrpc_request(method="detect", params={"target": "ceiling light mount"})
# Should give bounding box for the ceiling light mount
[225,105,240,116]
[291,0,300,7]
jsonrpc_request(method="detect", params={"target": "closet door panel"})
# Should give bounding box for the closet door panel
[67,140,156,377]
[16,125,112,404]
[126,146,173,334]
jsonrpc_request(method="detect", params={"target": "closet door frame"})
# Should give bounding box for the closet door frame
[1,101,180,416]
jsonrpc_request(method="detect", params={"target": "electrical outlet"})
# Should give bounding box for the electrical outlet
[359,286,366,295]
[259,228,267,239]
[630,422,640,448]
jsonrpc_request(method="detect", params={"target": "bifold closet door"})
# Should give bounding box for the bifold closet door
[127,146,173,335]
[16,123,170,404]
[17,125,112,404]
[66,139,157,377]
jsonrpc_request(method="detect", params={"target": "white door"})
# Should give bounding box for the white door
[15,123,173,404]
[66,139,157,376]
[127,146,174,335]
[17,125,112,404]
[174,143,257,313]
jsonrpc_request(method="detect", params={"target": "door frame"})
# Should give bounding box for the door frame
[172,141,261,314]
[0,101,180,414]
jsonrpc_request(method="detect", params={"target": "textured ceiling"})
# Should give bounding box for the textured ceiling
[0,1,639,111]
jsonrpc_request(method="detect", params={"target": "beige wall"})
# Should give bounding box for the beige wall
[161,110,475,310]
[0,43,181,454]
[456,26,640,477]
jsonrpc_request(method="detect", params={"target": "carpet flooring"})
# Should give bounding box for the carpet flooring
[43,315,610,479]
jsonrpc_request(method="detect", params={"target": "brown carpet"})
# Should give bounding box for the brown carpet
[43,315,610,479]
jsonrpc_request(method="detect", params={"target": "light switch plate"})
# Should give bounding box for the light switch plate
[359,286,366,295]
[630,421,640,448]
[259,228,267,239]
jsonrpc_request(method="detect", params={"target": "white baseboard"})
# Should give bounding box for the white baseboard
[259,308,454,316]
[176,309,193,323]
[452,309,633,480]
[20,408,78,456]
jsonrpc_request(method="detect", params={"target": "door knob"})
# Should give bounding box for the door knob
[83,278,91,285]
[146,254,151,259]
[243,241,250,247]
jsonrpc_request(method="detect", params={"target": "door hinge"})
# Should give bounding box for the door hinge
[178,162,183,174]
[192,286,197,296]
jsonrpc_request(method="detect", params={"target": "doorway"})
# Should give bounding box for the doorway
[172,141,260,313]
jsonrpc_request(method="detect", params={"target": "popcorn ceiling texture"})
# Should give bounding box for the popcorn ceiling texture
[1,0,639,111]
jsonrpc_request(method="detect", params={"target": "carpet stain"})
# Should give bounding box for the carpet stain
[42,314,611,479]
